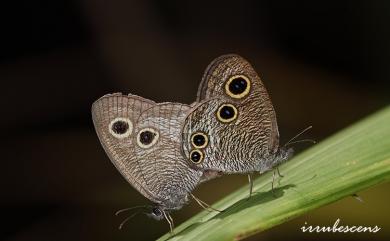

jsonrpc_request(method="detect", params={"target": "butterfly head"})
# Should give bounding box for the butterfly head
[258,147,294,174]
[275,147,294,166]
[146,206,165,221]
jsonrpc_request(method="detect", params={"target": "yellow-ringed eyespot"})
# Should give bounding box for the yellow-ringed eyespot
[189,149,204,164]
[137,128,159,148]
[109,117,133,139]
[216,103,238,123]
[225,75,251,99]
[191,132,209,149]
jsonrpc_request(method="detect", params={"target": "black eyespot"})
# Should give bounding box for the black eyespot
[216,104,238,123]
[139,130,155,145]
[225,75,251,98]
[190,150,204,164]
[112,120,129,134]
[229,77,248,95]
[193,135,205,146]
[137,128,159,148]
[109,118,133,138]
[191,132,208,148]
[152,207,162,216]
[220,106,234,119]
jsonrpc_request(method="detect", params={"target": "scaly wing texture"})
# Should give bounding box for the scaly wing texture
[92,93,157,201]
[182,54,280,173]
[134,103,203,208]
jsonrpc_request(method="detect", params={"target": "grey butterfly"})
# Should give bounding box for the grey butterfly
[92,93,209,230]
[182,54,292,194]
[92,54,294,232]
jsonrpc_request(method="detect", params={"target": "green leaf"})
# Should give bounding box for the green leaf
[158,106,390,241]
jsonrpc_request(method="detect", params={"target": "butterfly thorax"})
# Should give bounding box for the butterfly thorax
[159,192,190,211]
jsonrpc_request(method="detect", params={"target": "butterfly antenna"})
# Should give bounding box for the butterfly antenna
[284,126,314,147]
[285,139,316,147]
[115,205,150,216]
[118,211,141,230]
[190,193,223,212]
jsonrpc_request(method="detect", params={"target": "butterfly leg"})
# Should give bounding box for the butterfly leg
[276,166,284,178]
[162,211,175,234]
[247,173,254,198]
[271,167,285,196]
[167,212,175,230]
[351,193,364,202]
[190,193,223,212]
[271,169,277,197]
[271,168,283,197]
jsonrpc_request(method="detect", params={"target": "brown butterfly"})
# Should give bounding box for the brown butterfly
[92,93,224,231]
[182,54,292,194]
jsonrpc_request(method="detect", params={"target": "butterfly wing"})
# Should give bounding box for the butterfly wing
[92,93,157,201]
[182,54,280,173]
[93,94,202,209]
[133,103,203,209]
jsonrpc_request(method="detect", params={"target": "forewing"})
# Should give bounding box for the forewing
[91,93,156,201]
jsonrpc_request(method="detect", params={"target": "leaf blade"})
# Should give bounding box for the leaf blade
[158,106,390,241]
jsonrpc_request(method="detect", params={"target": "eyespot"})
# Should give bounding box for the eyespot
[225,75,251,99]
[189,149,204,164]
[216,104,238,123]
[109,118,133,139]
[191,132,209,149]
[137,128,159,148]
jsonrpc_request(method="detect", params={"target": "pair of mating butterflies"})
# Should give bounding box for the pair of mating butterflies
[92,54,292,231]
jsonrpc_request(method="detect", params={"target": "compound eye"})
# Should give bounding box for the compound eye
[137,128,159,148]
[152,207,162,217]
[191,132,209,149]
[216,104,238,123]
[109,118,133,139]
[225,75,251,99]
[189,149,204,164]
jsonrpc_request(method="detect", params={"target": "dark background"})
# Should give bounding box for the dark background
[1,1,389,241]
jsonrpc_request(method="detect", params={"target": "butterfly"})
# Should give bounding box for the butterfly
[91,54,293,232]
[182,54,292,194]
[92,94,208,230]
